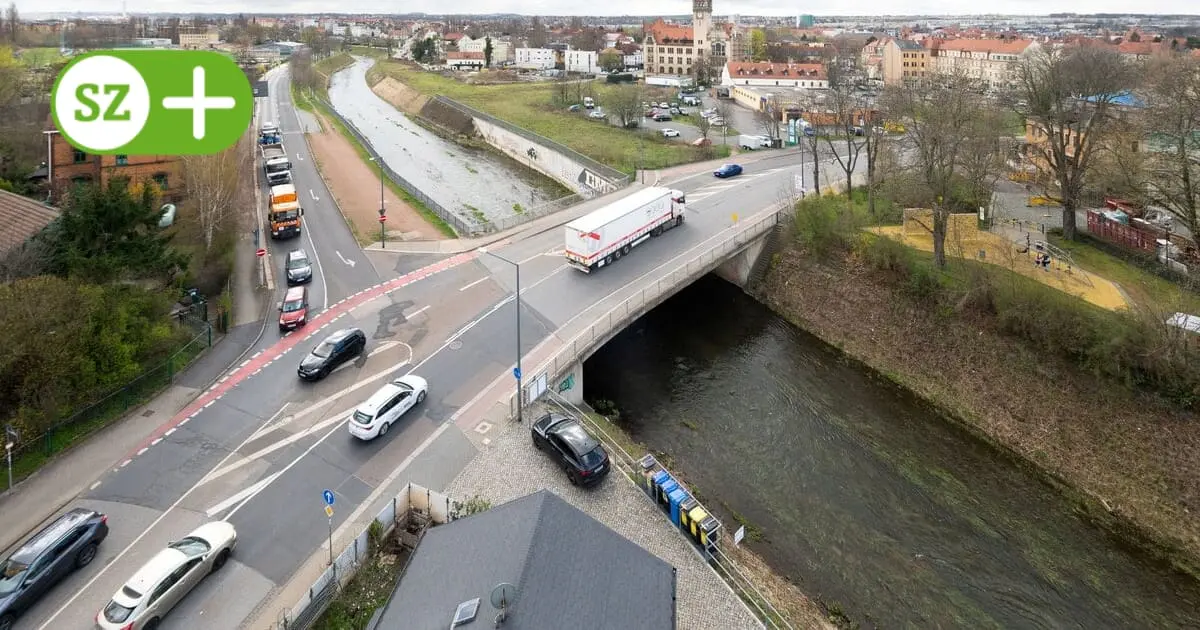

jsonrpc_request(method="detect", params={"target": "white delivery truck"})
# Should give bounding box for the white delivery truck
[738,134,771,150]
[564,187,686,273]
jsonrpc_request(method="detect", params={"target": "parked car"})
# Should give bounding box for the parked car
[531,413,610,486]
[709,117,726,127]
[567,104,581,112]
[278,286,308,332]
[349,375,429,440]
[588,109,606,120]
[583,96,595,109]
[661,128,680,138]
[0,508,109,630]
[96,522,237,630]
[658,102,669,108]
[714,163,743,178]
[653,113,672,122]
[669,106,681,115]
[644,108,658,117]
[284,249,312,286]
[297,327,366,381]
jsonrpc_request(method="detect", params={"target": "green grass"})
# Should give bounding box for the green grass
[369,62,730,175]
[308,98,457,238]
[1003,110,1026,136]
[1048,234,1200,313]
[16,47,67,68]
[290,81,315,113]
[349,45,389,59]
[312,551,406,630]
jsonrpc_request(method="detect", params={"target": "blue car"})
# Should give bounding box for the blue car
[714,163,743,178]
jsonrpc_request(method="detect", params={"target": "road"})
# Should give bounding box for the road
[6,72,862,630]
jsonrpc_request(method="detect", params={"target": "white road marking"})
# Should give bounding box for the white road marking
[204,472,283,518]
[519,264,567,295]
[301,214,330,311]
[247,403,293,443]
[408,305,429,318]
[367,341,401,357]
[458,277,487,292]
[310,189,318,201]
[90,481,101,491]
[335,250,356,267]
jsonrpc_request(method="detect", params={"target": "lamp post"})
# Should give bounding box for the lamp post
[478,247,522,423]
[369,156,385,247]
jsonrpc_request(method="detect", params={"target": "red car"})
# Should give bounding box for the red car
[279,286,308,332]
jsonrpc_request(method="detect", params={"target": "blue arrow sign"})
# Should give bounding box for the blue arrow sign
[513,367,521,380]
[322,489,335,506]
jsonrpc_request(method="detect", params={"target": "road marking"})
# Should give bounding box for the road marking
[519,264,567,295]
[150,438,162,446]
[458,277,487,292]
[204,472,283,518]
[367,340,402,357]
[409,305,429,318]
[335,250,356,267]
[301,212,330,311]
[310,189,318,201]
[89,481,101,491]
[165,428,176,437]
[247,403,293,443]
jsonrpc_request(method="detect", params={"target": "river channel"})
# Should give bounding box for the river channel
[327,57,555,225]
[583,274,1200,629]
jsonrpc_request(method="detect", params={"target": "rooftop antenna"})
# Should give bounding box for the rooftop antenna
[490,582,517,627]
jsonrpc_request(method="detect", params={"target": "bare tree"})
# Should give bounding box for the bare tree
[606,83,641,128]
[695,111,712,141]
[755,95,783,144]
[861,110,888,216]
[182,135,250,250]
[796,91,823,195]
[1013,46,1138,239]
[823,61,867,197]
[884,72,1004,268]
[1141,54,1200,242]
[288,47,317,93]
[4,3,17,44]
[714,100,734,145]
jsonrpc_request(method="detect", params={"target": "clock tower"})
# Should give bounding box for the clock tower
[693,0,712,60]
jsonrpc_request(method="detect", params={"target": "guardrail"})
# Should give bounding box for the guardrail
[313,97,487,237]
[512,208,784,416]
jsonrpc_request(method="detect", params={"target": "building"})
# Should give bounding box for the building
[0,189,59,256]
[927,38,1038,88]
[514,47,556,70]
[882,38,929,85]
[644,1,748,85]
[565,49,599,74]
[458,35,513,64]
[46,129,181,203]
[368,490,677,630]
[619,43,643,69]
[177,27,219,49]
[721,61,827,88]
[860,37,890,82]
[643,18,695,80]
[445,51,485,71]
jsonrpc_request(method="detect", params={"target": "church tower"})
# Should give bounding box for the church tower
[693,0,712,61]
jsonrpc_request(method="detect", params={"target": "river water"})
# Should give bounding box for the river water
[326,57,555,225]
[583,274,1200,629]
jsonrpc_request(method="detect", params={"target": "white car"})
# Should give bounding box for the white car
[97,522,237,630]
[709,117,726,127]
[349,375,429,440]
[588,109,606,119]
[661,128,680,138]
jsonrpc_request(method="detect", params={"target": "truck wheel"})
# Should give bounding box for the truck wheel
[603,254,614,266]
[675,216,684,227]
[621,245,631,256]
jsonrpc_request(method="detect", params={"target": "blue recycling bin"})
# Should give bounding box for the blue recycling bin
[647,468,670,498]
[658,478,679,512]
[668,488,690,526]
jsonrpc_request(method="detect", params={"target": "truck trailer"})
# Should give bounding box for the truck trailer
[564,187,686,273]
[269,183,303,239]
[261,141,292,186]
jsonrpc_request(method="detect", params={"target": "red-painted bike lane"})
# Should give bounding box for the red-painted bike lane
[116,251,480,467]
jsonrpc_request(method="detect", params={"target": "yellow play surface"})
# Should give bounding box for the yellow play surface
[871,210,1128,311]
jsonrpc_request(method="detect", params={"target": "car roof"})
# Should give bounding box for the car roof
[359,382,404,414]
[548,417,601,456]
[326,327,362,344]
[287,249,308,261]
[11,508,99,562]
[284,286,305,301]
[123,548,189,598]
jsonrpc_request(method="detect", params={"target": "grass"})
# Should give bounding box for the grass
[16,47,67,68]
[307,98,457,238]
[1047,233,1200,313]
[311,550,407,630]
[290,81,316,114]
[368,62,730,175]
[348,45,389,59]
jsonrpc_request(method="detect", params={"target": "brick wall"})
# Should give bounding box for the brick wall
[49,131,183,202]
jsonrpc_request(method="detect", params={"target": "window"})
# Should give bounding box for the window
[153,172,169,189]
[115,154,128,165]
[72,150,87,164]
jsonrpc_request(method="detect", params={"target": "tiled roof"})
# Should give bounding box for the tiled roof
[727,61,826,79]
[645,18,693,44]
[0,189,58,253]
[443,32,464,41]
[931,38,1035,55]
[894,39,925,51]
[447,51,484,60]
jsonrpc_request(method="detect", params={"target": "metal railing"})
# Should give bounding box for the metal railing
[479,192,585,233]
[275,483,456,630]
[313,97,487,237]
[432,95,632,187]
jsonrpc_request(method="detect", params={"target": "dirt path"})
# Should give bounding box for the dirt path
[304,111,439,242]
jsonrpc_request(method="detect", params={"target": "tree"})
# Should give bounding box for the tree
[692,56,715,86]
[861,110,888,217]
[884,72,1005,268]
[4,3,17,44]
[715,100,734,145]
[606,83,641,128]
[823,60,867,197]
[410,37,436,63]
[46,180,187,284]
[288,46,318,93]
[755,95,784,143]
[1013,46,1137,239]
[182,135,250,251]
[599,49,623,73]
[483,36,493,68]
[1141,55,1200,242]
[695,112,712,140]
[570,27,604,53]
[750,29,768,62]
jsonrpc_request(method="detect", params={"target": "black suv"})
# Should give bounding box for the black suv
[531,413,610,486]
[298,328,366,381]
[285,249,313,285]
[0,508,109,630]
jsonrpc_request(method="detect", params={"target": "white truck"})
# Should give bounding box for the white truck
[564,187,686,273]
[260,141,292,186]
[738,134,771,150]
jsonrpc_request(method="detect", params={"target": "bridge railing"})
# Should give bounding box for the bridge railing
[512,207,785,417]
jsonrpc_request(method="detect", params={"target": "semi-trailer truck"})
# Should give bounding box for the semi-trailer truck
[564,186,686,273]
[269,183,303,239]
[261,140,292,186]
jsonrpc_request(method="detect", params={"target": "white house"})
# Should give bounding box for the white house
[565,50,600,74]
[459,36,512,64]
[623,49,643,69]
[515,47,556,70]
[445,51,485,71]
[720,61,828,89]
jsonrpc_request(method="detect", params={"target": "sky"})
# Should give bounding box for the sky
[20,0,1200,17]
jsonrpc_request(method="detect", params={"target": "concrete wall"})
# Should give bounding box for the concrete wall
[470,116,621,197]
[713,232,770,287]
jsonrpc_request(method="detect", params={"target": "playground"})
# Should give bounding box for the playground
[872,210,1129,311]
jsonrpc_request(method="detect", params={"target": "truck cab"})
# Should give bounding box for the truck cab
[269,183,303,239]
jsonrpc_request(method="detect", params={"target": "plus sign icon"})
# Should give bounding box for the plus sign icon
[51,50,252,155]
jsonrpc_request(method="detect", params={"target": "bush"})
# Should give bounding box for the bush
[791,195,866,256]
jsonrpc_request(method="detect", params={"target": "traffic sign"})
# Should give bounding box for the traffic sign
[513,367,521,380]
[322,489,335,506]
[378,215,387,223]
[325,505,334,518]
[255,248,266,258]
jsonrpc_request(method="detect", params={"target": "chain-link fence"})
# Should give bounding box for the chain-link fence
[4,317,212,489]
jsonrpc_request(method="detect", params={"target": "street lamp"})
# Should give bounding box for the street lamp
[478,247,522,423]
[368,156,385,247]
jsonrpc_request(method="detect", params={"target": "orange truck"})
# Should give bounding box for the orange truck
[269,183,303,239]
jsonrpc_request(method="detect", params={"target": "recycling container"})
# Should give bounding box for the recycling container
[686,505,710,543]
[667,488,690,526]
[658,478,679,512]
[678,497,700,532]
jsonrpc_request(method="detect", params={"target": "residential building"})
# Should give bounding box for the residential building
[565,49,600,74]
[643,18,695,79]
[927,38,1038,88]
[1023,91,1147,175]
[514,47,556,70]
[369,490,677,630]
[620,43,643,69]
[458,35,513,64]
[0,190,58,255]
[860,37,891,82]
[445,51,485,71]
[721,61,827,88]
[177,27,219,49]
[46,129,181,202]
[882,38,929,85]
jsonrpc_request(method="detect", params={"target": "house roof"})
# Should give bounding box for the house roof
[645,18,693,44]
[893,39,925,51]
[931,38,1034,55]
[0,189,59,254]
[447,51,484,60]
[727,61,825,80]
[372,490,676,630]
[443,32,464,41]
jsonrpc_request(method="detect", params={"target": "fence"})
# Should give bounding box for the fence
[275,483,456,630]
[3,317,212,489]
[432,95,632,188]
[481,191,586,233]
[313,97,487,237]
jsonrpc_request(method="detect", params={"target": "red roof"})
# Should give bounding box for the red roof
[645,19,693,44]
[929,38,1035,55]
[444,32,464,41]
[726,61,825,80]
[447,51,484,60]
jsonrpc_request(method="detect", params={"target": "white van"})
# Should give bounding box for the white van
[348,375,429,440]
[583,96,595,109]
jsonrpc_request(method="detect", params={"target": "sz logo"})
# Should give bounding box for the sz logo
[51,50,253,155]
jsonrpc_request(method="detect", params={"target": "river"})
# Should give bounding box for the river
[583,274,1200,629]
[327,57,556,226]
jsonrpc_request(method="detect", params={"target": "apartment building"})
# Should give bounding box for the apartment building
[643,19,695,78]
[178,27,219,49]
[882,38,928,85]
[458,35,513,64]
[47,130,181,203]
[860,37,890,82]
[928,38,1038,88]
[515,47,556,70]
[565,50,600,74]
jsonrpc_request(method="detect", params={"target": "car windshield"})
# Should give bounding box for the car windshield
[287,255,309,269]
[104,598,136,623]
[580,447,606,468]
[265,163,288,173]
[275,210,299,220]
[282,298,305,313]
[312,341,335,358]
[0,558,29,594]
[168,536,211,557]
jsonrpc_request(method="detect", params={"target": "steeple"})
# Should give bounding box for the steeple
[693,0,713,56]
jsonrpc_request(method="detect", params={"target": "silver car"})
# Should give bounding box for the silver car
[96,522,237,630]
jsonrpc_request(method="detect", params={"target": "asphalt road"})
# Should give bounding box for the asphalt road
[9,85,863,630]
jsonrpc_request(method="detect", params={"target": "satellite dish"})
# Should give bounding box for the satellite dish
[490,582,518,609]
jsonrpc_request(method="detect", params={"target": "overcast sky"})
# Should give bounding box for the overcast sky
[22,0,1200,18]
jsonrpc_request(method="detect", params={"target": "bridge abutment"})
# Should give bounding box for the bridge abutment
[550,360,585,406]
